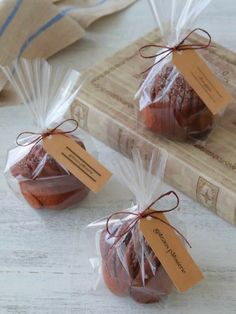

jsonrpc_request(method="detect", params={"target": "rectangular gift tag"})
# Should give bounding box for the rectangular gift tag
[172,50,233,115]
[139,211,203,293]
[43,134,112,193]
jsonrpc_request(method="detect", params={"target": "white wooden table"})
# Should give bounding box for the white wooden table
[0,0,236,313]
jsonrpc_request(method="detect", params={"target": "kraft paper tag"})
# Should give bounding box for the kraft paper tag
[139,211,204,293]
[172,50,233,115]
[43,134,112,193]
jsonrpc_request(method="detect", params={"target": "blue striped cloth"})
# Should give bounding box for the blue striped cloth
[0,0,135,91]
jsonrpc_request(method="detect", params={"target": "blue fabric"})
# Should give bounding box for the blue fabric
[17,0,108,59]
[0,0,23,37]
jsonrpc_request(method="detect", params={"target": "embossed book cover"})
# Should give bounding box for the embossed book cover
[70,29,236,226]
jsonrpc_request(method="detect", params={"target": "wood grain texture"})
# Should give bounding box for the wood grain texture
[0,0,236,313]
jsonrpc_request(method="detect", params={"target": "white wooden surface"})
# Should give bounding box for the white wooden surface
[0,0,236,313]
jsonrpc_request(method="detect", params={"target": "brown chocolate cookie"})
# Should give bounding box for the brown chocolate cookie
[10,136,89,209]
[141,65,214,141]
[100,224,173,303]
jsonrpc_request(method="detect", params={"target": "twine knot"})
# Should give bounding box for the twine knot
[139,28,213,73]
[106,190,191,248]
[16,118,79,149]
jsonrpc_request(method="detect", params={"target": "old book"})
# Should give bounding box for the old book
[70,29,236,226]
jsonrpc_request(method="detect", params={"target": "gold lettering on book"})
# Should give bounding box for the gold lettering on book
[196,177,219,210]
[71,101,89,131]
[194,144,236,171]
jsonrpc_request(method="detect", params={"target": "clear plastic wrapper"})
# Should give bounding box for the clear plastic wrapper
[86,148,187,304]
[136,0,220,143]
[2,59,91,210]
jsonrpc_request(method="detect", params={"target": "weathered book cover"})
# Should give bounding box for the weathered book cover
[70,29,236,226]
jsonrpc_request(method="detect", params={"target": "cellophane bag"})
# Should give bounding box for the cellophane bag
[2,59,91,210]
[86,148,186,304]
[136,0,219,143]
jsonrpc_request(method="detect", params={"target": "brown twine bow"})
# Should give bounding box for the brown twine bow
[139,28,213,74]
[16,118,79,149]
[106,190,191,248]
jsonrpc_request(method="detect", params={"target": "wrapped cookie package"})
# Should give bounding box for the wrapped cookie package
[86,149,203,303]
[2,59,93,210]
[136,0,233,143]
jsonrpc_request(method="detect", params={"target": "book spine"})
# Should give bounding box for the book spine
[71,100,236,227]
